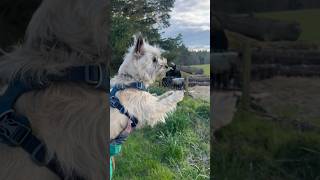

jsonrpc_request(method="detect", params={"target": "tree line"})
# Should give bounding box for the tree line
[110,0,208,74]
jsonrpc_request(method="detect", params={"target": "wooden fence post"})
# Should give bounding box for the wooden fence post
[184,76,189,94]
[241,41,252,110]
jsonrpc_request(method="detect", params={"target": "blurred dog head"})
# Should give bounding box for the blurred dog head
[0,0,109,82]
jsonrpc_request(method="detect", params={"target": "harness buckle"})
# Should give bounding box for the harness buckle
[31,142,48,165]
[115,84,125,90]
[137,82,144,90]
[85,65,101,85]
[0,110,31,146]
[129,116,139,128]
[110,96,120,108]
[85,64,108,90]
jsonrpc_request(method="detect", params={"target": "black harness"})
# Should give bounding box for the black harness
[0,64,108,180]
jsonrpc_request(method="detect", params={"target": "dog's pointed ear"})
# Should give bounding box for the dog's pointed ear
[134,33,144,55]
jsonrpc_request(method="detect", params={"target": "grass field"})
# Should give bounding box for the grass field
[213,9,320,180]
[213,77,320,179]
[113,86,210,179]
[214,110,320,180]
[257,9,320,42]
[191,64,210,76]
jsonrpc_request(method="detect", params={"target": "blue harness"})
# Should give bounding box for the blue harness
[0,64,108,180]
[110,82,146,129]
[109,82,146,149]
[109,81,146,179]
[109,81,146,144]
[0,63,142,179]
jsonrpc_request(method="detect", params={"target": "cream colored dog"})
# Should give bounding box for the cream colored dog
[110,35,184,139]
[0,0,182,179]
[0,0,108,179]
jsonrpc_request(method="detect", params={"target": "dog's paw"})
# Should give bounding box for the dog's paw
[165,90,174,96]
[173,90,184,102]
[157,90,174,100]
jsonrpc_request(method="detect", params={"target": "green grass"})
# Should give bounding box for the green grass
[213,110,320,180]
[256,9,320,42]
[212,9,320,180]
[190,64,210,76]
[113,87,210,179]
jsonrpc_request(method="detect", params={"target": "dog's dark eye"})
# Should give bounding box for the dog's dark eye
[153,57,157,63]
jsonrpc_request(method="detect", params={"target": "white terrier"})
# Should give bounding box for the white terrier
[110,34,184,140]
[0,0,183,179]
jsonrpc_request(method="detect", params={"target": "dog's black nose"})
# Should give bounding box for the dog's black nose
[165,65,168,68]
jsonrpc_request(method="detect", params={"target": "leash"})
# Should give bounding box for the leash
[0,64,108,180]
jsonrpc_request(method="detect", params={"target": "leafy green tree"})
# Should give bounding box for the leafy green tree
[176,44,191,65]
[159,34,183,63]
[110,0,176,74]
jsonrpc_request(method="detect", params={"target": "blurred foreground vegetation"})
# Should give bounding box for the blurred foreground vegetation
[213,108,320,180]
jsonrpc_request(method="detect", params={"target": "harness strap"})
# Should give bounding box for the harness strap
[0,64,108,180]
[110,96,138,128]
[109,82,146,145]
[110,82,146,97]
[47,64,109,90]
[110,82,146,129]
[109,82,146,179]
[0,110,85,180]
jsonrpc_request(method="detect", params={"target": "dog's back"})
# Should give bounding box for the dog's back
[0,0,109,179]
[0,83,108,180]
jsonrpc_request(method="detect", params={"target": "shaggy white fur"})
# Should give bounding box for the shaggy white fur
[0,0,109,179]
[110,34,184,139]
[0,0,109,82]
[0,0,183,179]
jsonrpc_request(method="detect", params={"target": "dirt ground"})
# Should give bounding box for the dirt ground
[189,86,210,101]
[251,77,320,126]
[188,77,320,130]
[211,90,238,131]
[189,86,238,131]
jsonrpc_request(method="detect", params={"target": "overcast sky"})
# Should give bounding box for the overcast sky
[162,0,210,51]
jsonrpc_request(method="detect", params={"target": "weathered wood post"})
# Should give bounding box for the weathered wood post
[184,76,189,95]
[241,41,252,110]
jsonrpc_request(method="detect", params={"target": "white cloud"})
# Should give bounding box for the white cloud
[163,0,210,50]
[171,0,210,30]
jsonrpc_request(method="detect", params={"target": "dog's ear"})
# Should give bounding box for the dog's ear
[134,33,144,55]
